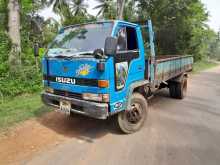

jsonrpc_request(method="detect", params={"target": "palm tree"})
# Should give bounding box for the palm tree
[8,0,21,71]
[41,0,69,21]
[124,0,137,21]
[93,0,116,19]
[94,0,125,20]
[117,0,125,20]
[69,0,88,16]
[41,0,87,20]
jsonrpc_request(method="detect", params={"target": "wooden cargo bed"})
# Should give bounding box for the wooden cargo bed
[155,55,193,82]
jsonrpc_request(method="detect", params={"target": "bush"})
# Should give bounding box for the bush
[0,66,42,97]
[0,31,42,98]
[0,31,11,76]
[0,0,8,30]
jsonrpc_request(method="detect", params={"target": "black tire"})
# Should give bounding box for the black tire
[169,82,176,98]
[176,76,187,99]
[169,76,187,99]
[116,93,148,134]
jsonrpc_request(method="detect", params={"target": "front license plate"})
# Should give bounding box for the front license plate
[58,100,71,115]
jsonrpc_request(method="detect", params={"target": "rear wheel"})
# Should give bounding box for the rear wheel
[169,76,187,99]
[169,82,176,98]
[116,93,148,134]
[176,76,187,99]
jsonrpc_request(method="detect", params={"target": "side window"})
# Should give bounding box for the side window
[116,26,139,51]
[126,27,138,50]
[116,27,127,51]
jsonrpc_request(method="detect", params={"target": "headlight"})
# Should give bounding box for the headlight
[82,93,109,102]
[45,87,54,94]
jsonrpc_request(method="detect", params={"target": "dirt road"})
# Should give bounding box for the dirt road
[1,66,220,165]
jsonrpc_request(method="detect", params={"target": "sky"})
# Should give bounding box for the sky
[201,0,220,32]
[39,0,220,32]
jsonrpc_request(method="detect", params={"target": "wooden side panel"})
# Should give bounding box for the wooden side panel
[155,55,193,81]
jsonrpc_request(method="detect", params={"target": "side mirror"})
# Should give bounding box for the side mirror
[33,44,39,57]
[104,37,118,56]
[93,49,104,59]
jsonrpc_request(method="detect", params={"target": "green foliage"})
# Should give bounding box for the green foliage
[20,0,33,13]
[124,0,136,21]
[0,0,60,98]
[0,93,51,130]
[0,66,42,97]
[63,14,96,26]
[94,0,116,19]
[0,32,11,75]
[42,24,58,46]
[135,0,217,61]
[41,0,89,24]
[193,60,218,73]
[0,0,44,98]
[207,31,220,61]
[0,0,8,30]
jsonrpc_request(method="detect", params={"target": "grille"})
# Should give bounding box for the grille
[54,89,82,99]
[43,75,98,87]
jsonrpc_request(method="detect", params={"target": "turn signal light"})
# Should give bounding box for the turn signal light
[98,80,109,88]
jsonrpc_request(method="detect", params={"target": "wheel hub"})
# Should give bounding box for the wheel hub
[126,103,142,124]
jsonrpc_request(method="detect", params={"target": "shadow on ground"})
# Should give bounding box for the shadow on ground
[36,109,124,143]
[36,89,172,143]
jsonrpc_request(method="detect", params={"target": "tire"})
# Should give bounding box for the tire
[176,76,187,99]
[116,93,148,134]
[169,82,176,98]
[169,76,187,99]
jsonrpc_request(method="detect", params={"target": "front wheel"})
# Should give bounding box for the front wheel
[116,93,148,134]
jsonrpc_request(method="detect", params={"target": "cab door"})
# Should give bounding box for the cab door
[109,23,145,113]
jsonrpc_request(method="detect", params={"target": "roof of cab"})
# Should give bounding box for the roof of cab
[63,20,140,30]
[114,20,139,27]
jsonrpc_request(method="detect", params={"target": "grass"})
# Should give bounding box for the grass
[192,60,219,73]
[0,93,51,131]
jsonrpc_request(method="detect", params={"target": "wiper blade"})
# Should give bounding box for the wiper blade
[52,55,70,58]
[51,54,93,59]
[64,51,94,58]
[47,50,94,59]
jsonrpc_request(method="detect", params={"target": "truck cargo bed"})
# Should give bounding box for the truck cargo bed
[155,55,193,81]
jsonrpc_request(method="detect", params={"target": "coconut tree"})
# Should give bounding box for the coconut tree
[124,0,138,21]
[117,0,125,20]
[94,0,125,20]
[8,0,21,71]
[41,0,87,22]
[93,0,116,19]
[69,0,88,16]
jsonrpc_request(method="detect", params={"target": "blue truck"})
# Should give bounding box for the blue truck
[38,20,193,134]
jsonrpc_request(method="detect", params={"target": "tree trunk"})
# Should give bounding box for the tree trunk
[8,0,21,71]
[117,0,125,20]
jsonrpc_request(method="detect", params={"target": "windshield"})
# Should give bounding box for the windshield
[47,22,113,57]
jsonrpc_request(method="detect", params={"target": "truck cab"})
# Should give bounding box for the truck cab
[41,20,193,134]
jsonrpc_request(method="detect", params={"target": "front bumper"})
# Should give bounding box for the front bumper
[41,92,109,119]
